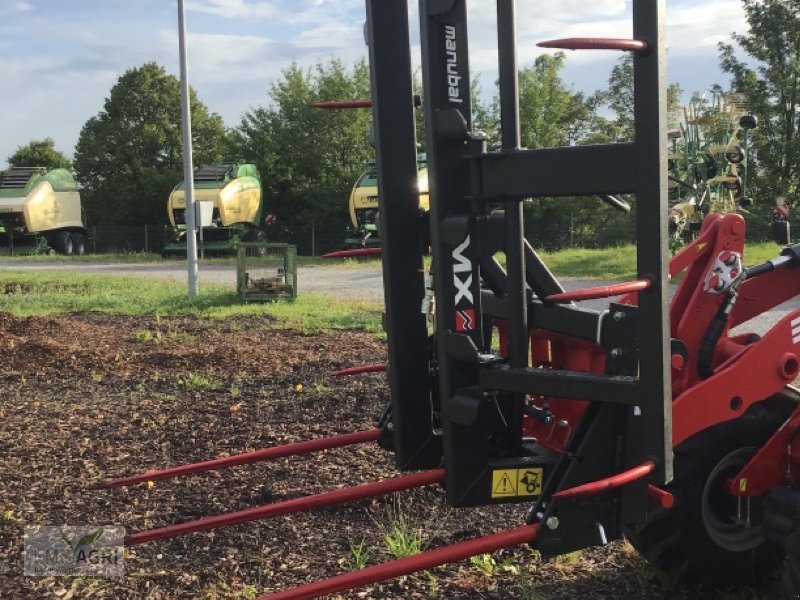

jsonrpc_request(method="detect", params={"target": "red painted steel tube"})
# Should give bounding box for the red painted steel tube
[538,38,648,53]
[647,484,675,509]
[102,429,382,489]
[544,279,651,303]
[331,364,387,377]
[125,469,445,546]
[322,247,382,259]
[257,523,539,600]
[311,99,372,109]
[553,460,656,500]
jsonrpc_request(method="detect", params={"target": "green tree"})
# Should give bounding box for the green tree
[592,54,683,142]
[719,0,800,201]
[233,58,373,230]
[7,138,72,170]
[516,53,594,148]
[492,52,629,245]
[74,62,228,225]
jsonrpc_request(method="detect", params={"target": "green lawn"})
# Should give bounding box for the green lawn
[0,240,787,323]
[0,251,371,268]
[0,270,383,333]
[536,241,785,279]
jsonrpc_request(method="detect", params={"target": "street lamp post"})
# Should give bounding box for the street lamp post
[177,0,199,297]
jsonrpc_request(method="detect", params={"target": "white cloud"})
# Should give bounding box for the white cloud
[667,0,745,53]
[293,21,362,49]
[188,0,275,19]
[0,0,32,16]
[156,29,276,85]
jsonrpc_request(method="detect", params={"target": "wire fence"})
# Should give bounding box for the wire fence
[1,208,794,257]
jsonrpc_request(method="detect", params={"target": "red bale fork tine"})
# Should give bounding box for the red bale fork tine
[322,247,382,259]
[125,469,445,546]
[255,460,659,600]
[331,364,387,377]
[310,99,373,109]
[100,428,382,489]
[537,37,649,53]
[544,279,651,303]
[259,524,541,600]
[311,96,422,111]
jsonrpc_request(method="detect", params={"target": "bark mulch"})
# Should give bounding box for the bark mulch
[0,312,738,599]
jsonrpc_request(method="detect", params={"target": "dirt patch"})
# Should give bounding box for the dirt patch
[3,282,90,295]
[0,312,728,599]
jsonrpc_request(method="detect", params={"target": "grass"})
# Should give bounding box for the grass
[347,538,372,571]
[178,372,222,390]
[530,241,785,280]
[0,239,787,326]
[0,251,165,263]
[0,250,374,268]
[0,270,383,333]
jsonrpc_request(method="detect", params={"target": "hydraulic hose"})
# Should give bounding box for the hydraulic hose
[697,293,737,380]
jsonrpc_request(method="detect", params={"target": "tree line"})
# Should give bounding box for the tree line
[6,0,798,238]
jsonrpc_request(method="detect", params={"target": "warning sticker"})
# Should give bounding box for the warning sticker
[492,470,518,497]
[491,467,544,498]
[518,468,543,496]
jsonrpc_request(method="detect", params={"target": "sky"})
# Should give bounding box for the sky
[0,0,749,167]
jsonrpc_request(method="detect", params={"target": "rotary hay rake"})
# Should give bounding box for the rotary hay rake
[96,1,800,598]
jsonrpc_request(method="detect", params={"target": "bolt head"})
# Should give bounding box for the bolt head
[546,517,560,530]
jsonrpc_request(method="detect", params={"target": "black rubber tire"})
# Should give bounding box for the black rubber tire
[773,220,791,245]
[781,532,800,599]
[72,232,86,256]
[626,394,795,588]
[51,230,74,255]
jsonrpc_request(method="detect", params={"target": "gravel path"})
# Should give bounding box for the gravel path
[0,260,385,300]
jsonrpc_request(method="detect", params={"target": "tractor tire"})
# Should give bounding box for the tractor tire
[72,232,86,256]
[781,532,800,599]
[626,393,796,588]
[243,228,267,257]
[51,230,74,255]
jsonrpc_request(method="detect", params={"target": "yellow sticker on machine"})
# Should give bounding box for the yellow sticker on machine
[491,467,544,498]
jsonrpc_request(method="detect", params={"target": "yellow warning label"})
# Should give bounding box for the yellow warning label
[491,467,544,498]
[492,470,518,497]
[518,468,543,496]
[739,478,747,493]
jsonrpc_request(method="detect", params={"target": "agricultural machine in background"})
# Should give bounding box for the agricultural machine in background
[311,98,430,252]
[344,153,429,250]
[667,90,757,246]
[98,1,800,598]
[0,167,86,255]
[163,163,267,256]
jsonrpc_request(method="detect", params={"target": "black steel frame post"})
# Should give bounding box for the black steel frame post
[632,0,672,483]
[419,0,484,504]
[366,0,440,469]
[496,0,526,448]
